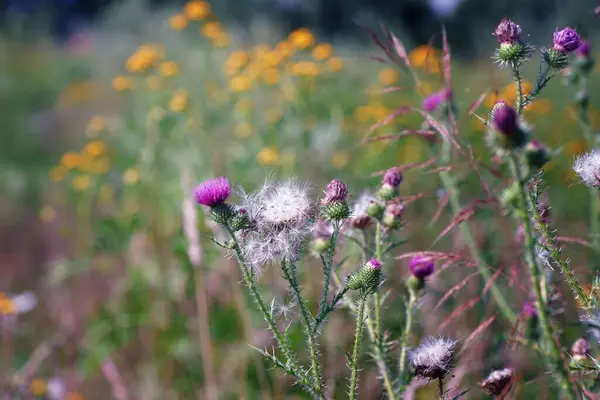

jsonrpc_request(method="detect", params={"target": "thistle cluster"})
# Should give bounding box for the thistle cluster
[543,27,581,70]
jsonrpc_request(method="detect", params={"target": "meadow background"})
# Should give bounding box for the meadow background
[1,0,600,398]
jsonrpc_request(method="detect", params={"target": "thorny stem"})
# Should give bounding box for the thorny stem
[528,185,593,310]
[374,222,383,338]
[507,152,577,400]
[225,227,317,394]
[349,295,367,400]
[438,169,517,323]
[313,287,349,334]
[316,223,341,328]
[398,291,416,387]
[512,64,524,115]
[281,260,324,395]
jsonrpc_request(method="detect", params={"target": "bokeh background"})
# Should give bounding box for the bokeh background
[1,0,599,398]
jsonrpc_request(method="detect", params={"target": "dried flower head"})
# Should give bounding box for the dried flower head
[409,337,457,379]
[571,337,591,360]
[553,27,581,54]
[322,179,348,204]
[493,18,522,44]
[481,368,514,396]
[252,179,313,226]
[194,177,231,207]
[574,149,600,188]
[409,255,435,279]
[422,88,452,113]
[349,192,376,229]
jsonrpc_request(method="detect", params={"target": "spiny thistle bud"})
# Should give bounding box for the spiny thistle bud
[323,201,351,221]
[489,101,527,149]
[406,255,435,293]
[543,48,569,70]
[481,368,515,396]
[409,337,457,380]
[493,19,531,67]
[571,337,591,362]
[378,167,403,200]
[422,88,452,113]
[366,200,385,220]
[229,208,251,231]
[524,139,551,170]
[574,149,600,189]
[322,179,348,204]
[553,27,581,54]
[195,177,234,224]
[346,259,383,294]
[382,203,405,229]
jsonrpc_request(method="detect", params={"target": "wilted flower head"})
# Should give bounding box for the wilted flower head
[422,88,452,113]
[194,177,231,207]
[481,368,514,396]
[383,167,403,188]
[553,27,581,54]
[577,40,591,57]
[571,337,591,360]
[409,337,457,379]
[493,18,522,44]
[409,255,435,279]
[322,179,348,204]
[525,139,551,170]
[574,149,600,188]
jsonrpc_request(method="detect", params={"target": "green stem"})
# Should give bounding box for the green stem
[226,227,314,393]
[349,295,367,400]
[512,64,524,115]
[398,292,416,386]
[438,377,445,400]
[374,222,383,338]
[316,223,340,326]
[506,152,577,400]
[281,261,324,395]
[439,170,517,323]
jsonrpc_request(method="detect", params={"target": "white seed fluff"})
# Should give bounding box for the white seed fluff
[409,337,457,379]
[574,149,600,188]
[351,191,377,220]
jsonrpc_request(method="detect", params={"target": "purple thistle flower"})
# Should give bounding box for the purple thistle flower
[194,177,231,207]
[522,301,537,317]
[571,337,591,359]
[493,18,522,45]
[553,27,581,54]
[492,101,519,136]
[367,258,383,269]
[322,179,348,205]
[383,167,403,188]
[577,40,591,57]
[409,255,435,279]
[422,88,452,113]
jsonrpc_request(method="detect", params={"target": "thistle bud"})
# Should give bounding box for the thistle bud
[571,337,591,362]
[378,167,403,200]
[229,208,251,231]
[524,139,551,170]
[346,259,383,295]
[366,200,384,220]
[195,177,234,224]
[481,368,514,396]
[323,201,351,220]
[543,48,569,70]
[409,337,457,380]
[489,101,527,149]
[382,203,405,229]
[493,19,531,67]
[322,179,350,221]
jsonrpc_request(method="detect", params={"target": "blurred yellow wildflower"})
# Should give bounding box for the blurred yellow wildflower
[30,379,47,396]
[84,140,106,157]
[416,80,436,96]
[170,14,188,31]
[326,57,344,72]
[201,21,224,40]
[225,51,249,73]
[184,1,211,20]
[89,158,110,175]
[257,147,280,165]
[229,75,252,92]
[0,293,15,315]
[378,68,399,85]
[71,175,91,192]
[123,168,140,185]
[312,43,333,60]
[409,45,441,73]
[290,61,319,77]
[170,89,188,112]
[331,151,349,169]
[234,122,252,139]
[289,28,315,49]
[275,41,295,58]
[60,152,81,169]
[211,33,230,48]
[40,206,56,223]
[158,61,179,77]
[126,44,163,73]
[145,75,163,90]
[112,76,133,92]
[261,67,280,85]
[58,80,100,106]
[86,116,106,137]
[49,166,67,182]
[99,184,114,204]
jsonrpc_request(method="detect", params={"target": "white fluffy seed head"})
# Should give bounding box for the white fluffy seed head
[574,149,600,188]
[249,178,313,226]
[481,368,514,396]
[409,337,457,379]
